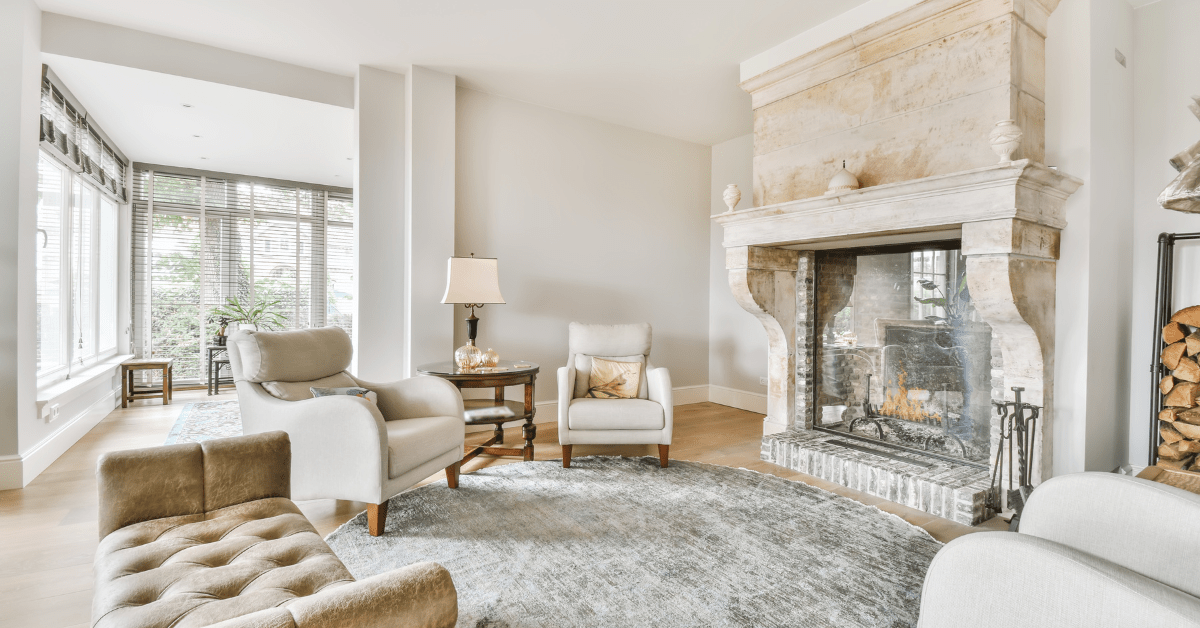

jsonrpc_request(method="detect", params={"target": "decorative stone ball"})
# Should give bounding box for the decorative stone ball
[722,184,742,211]
[454,341,483,370]
[825,162,860,195]
[482,347,499,368]
[988,120,1023,164]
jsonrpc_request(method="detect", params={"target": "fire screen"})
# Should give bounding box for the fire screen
[813,244,997,465]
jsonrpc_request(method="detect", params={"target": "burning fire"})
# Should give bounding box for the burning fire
[879,370,942,424]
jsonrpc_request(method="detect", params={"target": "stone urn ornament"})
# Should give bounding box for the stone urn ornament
[824,160,860,195]
[722,183,742,211]
[989,120,1023,164]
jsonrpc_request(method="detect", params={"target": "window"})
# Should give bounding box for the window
[132,168,353,384]
[36,152,121,381]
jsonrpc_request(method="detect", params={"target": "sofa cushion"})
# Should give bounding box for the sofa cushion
[262,372,357,401]
[92,497,354,628]
[568,398,664,430]
[232,327,353,383]
[386,416,465,480]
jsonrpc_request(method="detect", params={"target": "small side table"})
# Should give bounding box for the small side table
[417,360,540,463]
[206,345,232,395]
[120,358,174,407]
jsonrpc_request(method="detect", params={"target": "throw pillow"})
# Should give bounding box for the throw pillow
[310,386,379,403]
[263,372,358,401]
[586,357,643,399]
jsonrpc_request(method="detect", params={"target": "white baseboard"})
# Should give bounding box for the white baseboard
[0,388,119,489]
[465,384,719,434]
[708,384,768,414]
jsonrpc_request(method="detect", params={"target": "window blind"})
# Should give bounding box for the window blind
[39,66,128,204]
[132,166,352,384]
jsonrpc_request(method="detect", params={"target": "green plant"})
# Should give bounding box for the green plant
[210,296,287,331]
[914,272,971,325]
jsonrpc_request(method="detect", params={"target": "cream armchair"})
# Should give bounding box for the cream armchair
[919,473,1200,627]
[557,322,673,468]
[228,327,465,536]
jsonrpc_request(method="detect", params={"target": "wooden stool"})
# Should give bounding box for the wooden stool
[120,358,174,407]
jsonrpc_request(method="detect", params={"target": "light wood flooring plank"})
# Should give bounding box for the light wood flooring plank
[0,390,990,626]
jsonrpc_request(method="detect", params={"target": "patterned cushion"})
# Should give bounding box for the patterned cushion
[92,498,354,628]
[585,357,643,399]
[310,386,378,403]
[261,372,358,401]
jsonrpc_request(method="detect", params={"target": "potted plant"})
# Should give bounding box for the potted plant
[210,296,287,334]
[209,315,231,346]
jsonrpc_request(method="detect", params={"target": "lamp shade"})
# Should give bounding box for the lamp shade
[441,257,505,304]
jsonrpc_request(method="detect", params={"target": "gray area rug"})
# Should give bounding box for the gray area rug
[163,401,242,444]
[326,456,941,628]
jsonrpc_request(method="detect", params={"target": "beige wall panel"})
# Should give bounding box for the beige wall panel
[1016,90,1046,163]
[753,86,1010,205]
[854,0,1011,67]
[753,17,1015,157]
[1015,20,1047,101]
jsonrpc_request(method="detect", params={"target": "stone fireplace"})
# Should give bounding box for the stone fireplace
[717,0,1081,524]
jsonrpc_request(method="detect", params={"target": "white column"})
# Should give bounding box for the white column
[404,66,456,375]
[0,0,42,489]
[354,66,406,381]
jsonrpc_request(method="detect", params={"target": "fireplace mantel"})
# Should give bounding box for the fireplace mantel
[715,159,1081,488]
[715,160,1082,249]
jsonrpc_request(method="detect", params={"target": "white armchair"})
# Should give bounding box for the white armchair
[227,327,465,536]
[557,322,673,468]
[919,472,1200,627]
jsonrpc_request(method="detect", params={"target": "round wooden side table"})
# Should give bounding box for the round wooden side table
[416,360,540,463]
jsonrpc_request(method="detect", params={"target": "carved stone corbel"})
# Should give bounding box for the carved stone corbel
[961,218,1060,483]
[727,246,800,434]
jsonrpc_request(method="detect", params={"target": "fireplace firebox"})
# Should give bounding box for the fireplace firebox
[812,244,997,467]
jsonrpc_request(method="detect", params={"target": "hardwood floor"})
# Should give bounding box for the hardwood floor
[0,390,1002,627]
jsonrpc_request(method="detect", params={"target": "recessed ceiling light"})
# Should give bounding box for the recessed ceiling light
[193,134,201,138]
[346,157,353,160]
[200,157,207,160]
[182,103,193,108]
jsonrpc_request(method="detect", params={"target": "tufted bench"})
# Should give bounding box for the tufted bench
[93,431,457,628]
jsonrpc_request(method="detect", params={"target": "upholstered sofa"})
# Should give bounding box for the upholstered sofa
[227,326,465,536]
[93,431,458,628]
[919,472,1200,628]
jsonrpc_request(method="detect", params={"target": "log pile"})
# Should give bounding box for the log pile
[1158,305,1200,471]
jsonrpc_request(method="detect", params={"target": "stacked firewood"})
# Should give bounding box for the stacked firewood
[1159,305,1200,470]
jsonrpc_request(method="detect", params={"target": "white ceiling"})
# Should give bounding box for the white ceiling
[36,0,868,147]
[46,54,355,187]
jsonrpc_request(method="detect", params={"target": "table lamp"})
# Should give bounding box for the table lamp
[442,254,505,369]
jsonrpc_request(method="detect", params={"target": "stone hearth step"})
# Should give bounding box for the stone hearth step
[762,430,992,526]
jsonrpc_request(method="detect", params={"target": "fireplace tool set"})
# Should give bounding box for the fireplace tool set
[988,387,1040,528]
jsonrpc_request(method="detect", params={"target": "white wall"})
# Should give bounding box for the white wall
[405,66,456,375]
[0,0,43,488]
[708,133,768,412]
[1045,0,1135,475]
[454,87,711,404]
[1126,0,1200,468]
[354,66,407,381]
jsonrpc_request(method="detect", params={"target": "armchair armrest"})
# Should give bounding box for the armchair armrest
[558,366,575,440]
[208,562,458,628]
[919,532,1200,628]
[647,367,673,443]
[1020,472,1200,598]
[353,375,465,421]
[237,382,388,503]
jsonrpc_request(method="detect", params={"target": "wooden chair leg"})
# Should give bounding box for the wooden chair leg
[367,502,388,536]
[658,444,669,468]
[121,368,128,408]
[445,461,460,488]
[562,445,573,468]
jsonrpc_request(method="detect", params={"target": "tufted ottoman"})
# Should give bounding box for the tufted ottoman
[93,431,457,628]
